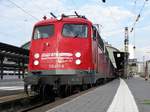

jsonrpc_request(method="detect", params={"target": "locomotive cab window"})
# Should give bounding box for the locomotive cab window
[62,24,88,38]
[33,25,54,39]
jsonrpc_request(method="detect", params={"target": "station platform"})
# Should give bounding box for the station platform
[0,75,24,97]
[46,77,150,112]
[125,76,150,112]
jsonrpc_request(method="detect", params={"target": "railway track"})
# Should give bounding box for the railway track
[0,93,37,112]
[0,79,114,112]
[0,85,98,112]
[25,86,98,112]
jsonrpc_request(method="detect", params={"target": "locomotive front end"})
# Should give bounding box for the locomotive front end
[24,17,94,98]
[28,18,93,75]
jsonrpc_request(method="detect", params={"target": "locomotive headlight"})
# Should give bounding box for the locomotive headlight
[75,59,81,65]
[75,52,81,58]
[34,60,39,65]
[34,53,40,59]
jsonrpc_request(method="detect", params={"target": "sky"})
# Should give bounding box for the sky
[0,0,150,61]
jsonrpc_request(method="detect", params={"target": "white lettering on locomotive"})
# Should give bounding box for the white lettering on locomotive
[49,64,64,68]
[41,52,73,59]
[41,53,74,68]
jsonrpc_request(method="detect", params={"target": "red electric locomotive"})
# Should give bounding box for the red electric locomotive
[24,13,115,100]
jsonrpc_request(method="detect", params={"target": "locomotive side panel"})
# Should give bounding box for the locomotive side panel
[91,26,109,79]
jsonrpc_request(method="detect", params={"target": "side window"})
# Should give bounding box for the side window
[92,26,97,40]
[92,26,104,51]
[97,33,104,51]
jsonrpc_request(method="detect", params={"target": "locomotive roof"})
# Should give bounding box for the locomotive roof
[35,17,92,26]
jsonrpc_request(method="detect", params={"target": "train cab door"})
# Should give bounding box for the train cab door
[92,26,99,73]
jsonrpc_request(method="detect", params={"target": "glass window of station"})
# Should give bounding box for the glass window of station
[62,24,88,38]
[33,25,54,39]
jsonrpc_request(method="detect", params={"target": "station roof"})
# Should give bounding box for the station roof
[113,52,125,70]
[0,42,29,56]
[0,42,29,64]
[106,45,120,68]
[0,42,29,76]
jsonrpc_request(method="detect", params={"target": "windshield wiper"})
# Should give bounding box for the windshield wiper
[73,34,79,38]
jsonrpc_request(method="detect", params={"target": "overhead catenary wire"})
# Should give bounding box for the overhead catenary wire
[127,0,137,27]
[97,2,126,39]
[131,0,137,48]
[22,0,48,17]
[104,3,120,27]
[98,0,125,36]
[7,0,39,21]
[0,1,41,42]
[130,0,148,32]
[71,0,123,36]
[133,0,138,13]
[129,0,149,51]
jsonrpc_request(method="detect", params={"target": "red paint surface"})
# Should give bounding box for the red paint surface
[28,17,113,77]
[29,18,93,71]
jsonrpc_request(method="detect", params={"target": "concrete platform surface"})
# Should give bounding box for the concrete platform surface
[46,79,120,112]
[1,76,150,112]
[125,77,150,112]
[107,78,139,112]
[46,77,147,112]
